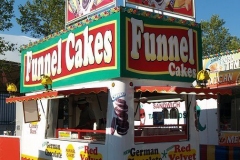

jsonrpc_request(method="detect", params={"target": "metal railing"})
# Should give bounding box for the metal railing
[0,93,16,135]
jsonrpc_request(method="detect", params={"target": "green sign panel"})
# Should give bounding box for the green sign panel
[20,7,202,93]
[120,9,202,82]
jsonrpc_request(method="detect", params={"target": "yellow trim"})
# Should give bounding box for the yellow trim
[21,154,48,160]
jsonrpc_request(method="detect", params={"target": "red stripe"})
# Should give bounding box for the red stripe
[200,145,207,160]
[229,146,233,160]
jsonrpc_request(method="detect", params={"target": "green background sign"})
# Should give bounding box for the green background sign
[20,7,202,93]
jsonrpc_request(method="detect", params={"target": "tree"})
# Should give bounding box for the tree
[201,15,240,56]
[17,0,65,38]
[0,0,15,55]
[227,36,240,51]
[0,0,20,92]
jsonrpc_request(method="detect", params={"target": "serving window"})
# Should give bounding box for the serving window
[46,89,108,143]
[219,94,240,131]
[134,91,188,143]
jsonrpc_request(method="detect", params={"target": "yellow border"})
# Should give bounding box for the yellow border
[21,154,47,160]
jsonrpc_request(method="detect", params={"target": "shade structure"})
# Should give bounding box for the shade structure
[134,86,232,96]
[6,87,108,103]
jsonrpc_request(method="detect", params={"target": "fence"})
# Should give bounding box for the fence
[0,93,16,135]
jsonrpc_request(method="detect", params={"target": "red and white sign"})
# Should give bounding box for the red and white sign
[126,17,199,79]
[24,22,116,86]
[219,132,240,147]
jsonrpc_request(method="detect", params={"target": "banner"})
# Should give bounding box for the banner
[203,52,240,88]
[208,70,240,88]
[203,51,240,72]
[219,132,240,147]
[122,11,202,83]
[21,13,119,93]
[127,0,195,18]
[66,0,115,25]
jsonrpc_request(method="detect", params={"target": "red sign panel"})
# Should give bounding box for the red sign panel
[127,0,194,18]
[23,22,117,86]
[126,17,199,79]
[219,132,240,147]
[0,137,20,160]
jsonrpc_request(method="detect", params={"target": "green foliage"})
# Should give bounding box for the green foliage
[227,36,240,51]
[17,0,65,38]
[0,0,14,31]
[201,15,240,56]
[0,0,16,55]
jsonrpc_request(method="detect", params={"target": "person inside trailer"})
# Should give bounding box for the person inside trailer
[139,108,146,126]
[75,98,96,129]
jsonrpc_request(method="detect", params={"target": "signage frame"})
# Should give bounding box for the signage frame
[126,0,196,19]
[65,0,116,26]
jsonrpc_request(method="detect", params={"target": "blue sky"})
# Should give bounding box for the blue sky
[195,0,240,38]
[1,0,240,38]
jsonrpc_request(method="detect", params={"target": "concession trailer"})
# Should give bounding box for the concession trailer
[196,51,240,159]
[0,0,232,159]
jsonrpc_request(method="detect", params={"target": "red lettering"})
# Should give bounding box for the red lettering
[186,144,190,151]
[83,146,98,155]
[174,103,178,107]
[174,145,181,152]
[169,153,196,160]
[169,154,176,160]
[84,146,89,153]
[174,144,191,152]
[80,154,84,160]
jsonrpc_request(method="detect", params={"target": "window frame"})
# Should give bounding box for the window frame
[51,92,108,142]
[219,95,240,131]
[134,94,189,144]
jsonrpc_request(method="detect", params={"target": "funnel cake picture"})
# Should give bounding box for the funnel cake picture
[209,62,223,72]
[209,63,218,71]
[111,98,129,136]
[68,0,94,17]
[67,0,111,22]
[141,0,192,12]
[173,0,192,10]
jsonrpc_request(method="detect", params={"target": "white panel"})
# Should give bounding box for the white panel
[197,99,218,145]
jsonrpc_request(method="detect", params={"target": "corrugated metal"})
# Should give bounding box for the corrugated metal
[0,93,16,134]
